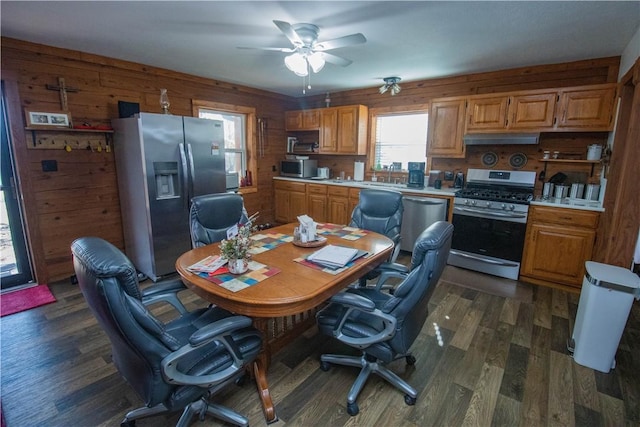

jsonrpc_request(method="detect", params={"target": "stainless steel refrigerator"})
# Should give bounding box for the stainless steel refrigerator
[112,113,226,281]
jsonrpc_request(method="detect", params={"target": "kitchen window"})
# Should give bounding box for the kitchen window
[193,100,257,191]
[369,104,429,172]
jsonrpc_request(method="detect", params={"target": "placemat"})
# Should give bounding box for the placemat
[198,261,281,292]
[249,232,293,254]
[316,223,368,240]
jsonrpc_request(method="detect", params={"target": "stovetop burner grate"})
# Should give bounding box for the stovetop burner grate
[455,188,534,204]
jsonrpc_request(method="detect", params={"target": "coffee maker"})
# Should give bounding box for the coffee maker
[407,162,426,188]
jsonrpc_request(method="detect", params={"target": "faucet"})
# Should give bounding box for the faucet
[387,164,395,183]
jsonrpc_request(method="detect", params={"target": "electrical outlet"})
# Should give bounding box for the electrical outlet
[272,165,277,172]
[41,160,57,172]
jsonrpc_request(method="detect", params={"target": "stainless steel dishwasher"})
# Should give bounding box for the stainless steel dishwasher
[400,196,448,252]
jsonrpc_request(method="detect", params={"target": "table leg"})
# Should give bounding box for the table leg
[253,356,278,423]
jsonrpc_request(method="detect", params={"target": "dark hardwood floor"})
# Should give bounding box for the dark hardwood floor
[1,260,639,426]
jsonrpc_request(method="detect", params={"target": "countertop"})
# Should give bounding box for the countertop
[274,176,605,212]
[273,176,458,197]
[530,197,605,212]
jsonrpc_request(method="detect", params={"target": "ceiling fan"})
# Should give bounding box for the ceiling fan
[239,20,366,83]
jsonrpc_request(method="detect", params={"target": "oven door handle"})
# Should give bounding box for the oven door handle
[449,250,520,267]
[453,206,527,219]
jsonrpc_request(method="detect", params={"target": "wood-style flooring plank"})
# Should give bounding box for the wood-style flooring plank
[491,394,522,427]
[548,351,575,427]
[461,363,504,426]
[533,285,553,329]
[520,351,550,426]
[499,298,520,325]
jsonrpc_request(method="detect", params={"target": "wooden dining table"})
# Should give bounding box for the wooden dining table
[175,222,393,423]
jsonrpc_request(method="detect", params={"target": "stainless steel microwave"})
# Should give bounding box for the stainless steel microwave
[280,159,317,178]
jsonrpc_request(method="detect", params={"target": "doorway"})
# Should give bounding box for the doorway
[1,81,33,289]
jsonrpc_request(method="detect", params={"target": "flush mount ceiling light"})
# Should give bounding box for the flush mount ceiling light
[239,20,366,94]
[379,77,402,95]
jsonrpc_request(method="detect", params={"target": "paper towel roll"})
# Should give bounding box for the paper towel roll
[634,229,640,265]
[354,161,365,181]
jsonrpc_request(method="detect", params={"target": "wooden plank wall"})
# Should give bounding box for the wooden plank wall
[0,36,622,283]
[1,37,296,283]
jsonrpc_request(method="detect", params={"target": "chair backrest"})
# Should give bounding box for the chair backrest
[380,221,453,354]
[190,193,249,247]
[349,189,403,243]
[71,237,178,407]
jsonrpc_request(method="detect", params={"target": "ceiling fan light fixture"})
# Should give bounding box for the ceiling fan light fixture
[379,77,402,96]
[285,53,308,76]
[307,52,325,73]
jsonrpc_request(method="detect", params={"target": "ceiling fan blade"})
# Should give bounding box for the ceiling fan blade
[315,33,366,51]
[319,52,353,67]
[273,20,303,47]
[237,46,295,53]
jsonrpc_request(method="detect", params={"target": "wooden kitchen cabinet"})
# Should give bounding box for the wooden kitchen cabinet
[274,180,307,223]
[319,108,338,153]
[466,91,557,132]
[428,97,466,158]
[307,184,328,223]
[520,205,599,289]
[328,186,350,225]
[318,105,368,155]
[555,84,616,130]
[285,109,321,131]
[348,187,361,217]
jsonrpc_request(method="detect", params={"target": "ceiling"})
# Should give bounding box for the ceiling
[1,1,639,98]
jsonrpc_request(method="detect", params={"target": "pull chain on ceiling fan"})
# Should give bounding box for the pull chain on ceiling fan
[238,20,366,94]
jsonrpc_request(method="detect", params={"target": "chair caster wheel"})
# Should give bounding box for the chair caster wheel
[404,394,416,406]
[235,374,248,386]
[406,355,416,365]
[320,361,331,371]
[347,402,359,416]
[121,420,136,427]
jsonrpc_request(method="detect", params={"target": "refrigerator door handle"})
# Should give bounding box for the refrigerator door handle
[186,143,196,201]
[179,143,189,208]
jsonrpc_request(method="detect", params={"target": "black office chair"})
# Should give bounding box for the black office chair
[316,221,453,416]
[349,188,404,286]
[71,237,262,427]
[190,193,249,247]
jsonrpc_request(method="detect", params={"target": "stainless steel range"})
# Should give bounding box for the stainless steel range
[448,168,536,280]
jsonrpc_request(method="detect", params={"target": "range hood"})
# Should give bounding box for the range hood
[463,133,540,145]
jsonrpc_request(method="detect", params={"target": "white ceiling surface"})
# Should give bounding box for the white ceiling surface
[1,1,639,98]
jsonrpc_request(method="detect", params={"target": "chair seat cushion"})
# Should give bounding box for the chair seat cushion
[317,289,397,362]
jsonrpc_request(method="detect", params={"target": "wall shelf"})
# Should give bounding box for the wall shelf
[25,127,113,151]
[539,159,601,176]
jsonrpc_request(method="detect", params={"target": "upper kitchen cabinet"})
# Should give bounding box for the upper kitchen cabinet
[428,97,466,158]
[285,109,321,130]
[466,91,557,132]
[285,105,367,155]
[555,84,617,131]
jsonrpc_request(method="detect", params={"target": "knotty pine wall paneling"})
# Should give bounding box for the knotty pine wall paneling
[1,37,296,283]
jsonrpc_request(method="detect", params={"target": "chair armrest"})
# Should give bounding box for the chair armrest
[161,315,254,387]
[329,292,397,349]
[141,278,188,315]
[373,262,410,292]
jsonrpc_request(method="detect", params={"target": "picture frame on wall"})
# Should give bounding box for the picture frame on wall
[24,109,72,128]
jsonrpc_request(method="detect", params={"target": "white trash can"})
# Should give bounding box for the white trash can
[571,261,640,373]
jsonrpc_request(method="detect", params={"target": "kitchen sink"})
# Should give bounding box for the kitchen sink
[359,181,407,189]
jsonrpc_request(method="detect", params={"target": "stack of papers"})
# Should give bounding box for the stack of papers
[306,245,366,269]
[187,255,227,273]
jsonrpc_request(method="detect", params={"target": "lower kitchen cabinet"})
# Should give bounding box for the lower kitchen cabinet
[328,186,350,225]
[274,180,307,223]
[307,184,328,223]
[520,205,599,289]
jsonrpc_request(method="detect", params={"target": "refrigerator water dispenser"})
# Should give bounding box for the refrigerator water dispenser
[154,162,179,199]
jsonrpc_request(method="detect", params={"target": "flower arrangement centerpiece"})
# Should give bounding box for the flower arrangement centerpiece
[219,213,258,274]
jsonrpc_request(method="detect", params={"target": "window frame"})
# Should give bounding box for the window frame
[367,104,430,173]
[192,100,257,193]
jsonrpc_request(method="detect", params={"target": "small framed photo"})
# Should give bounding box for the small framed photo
[25,109,72,128]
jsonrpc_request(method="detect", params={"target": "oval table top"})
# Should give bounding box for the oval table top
[176,222,394,317]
